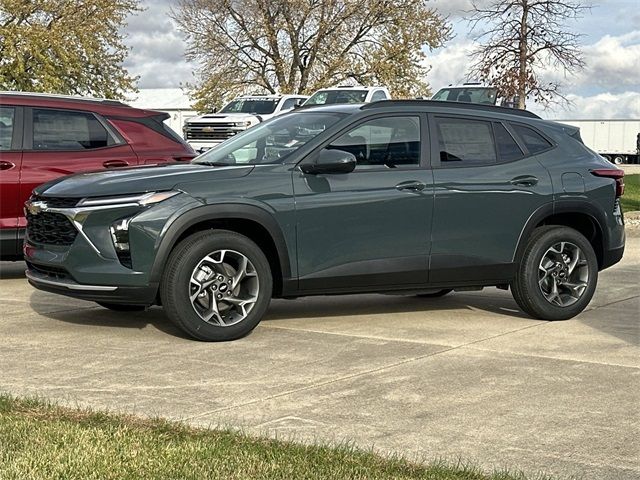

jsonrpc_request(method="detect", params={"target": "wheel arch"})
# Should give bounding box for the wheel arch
[150,204,292,296]
[514,201,607,269]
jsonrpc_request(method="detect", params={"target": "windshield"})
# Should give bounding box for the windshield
[432,87,498,105]
[305,90,368,106]
[193,112,346,165]
[220,98,279,115]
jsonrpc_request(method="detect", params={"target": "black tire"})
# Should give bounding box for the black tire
[511,226,598,320]
[160,230,272,341]
[97,302,146,312]
[416,289,453,298]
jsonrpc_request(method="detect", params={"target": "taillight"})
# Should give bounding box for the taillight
[591,169,625,198]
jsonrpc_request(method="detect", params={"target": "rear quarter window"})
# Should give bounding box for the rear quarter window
[511,124,553,155]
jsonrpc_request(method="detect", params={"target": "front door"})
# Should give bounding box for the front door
[293,114,434,292]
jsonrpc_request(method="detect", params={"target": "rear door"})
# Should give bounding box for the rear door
[19,107,136,228]
[0,105,23,256]
[429,114,554,283]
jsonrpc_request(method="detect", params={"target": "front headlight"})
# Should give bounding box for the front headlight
[233,121,252,127]
[77,191,180,208]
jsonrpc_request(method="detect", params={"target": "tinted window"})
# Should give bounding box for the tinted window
[0,106,14,151]
[220,99,278,115]
[512,124,552,154]
[305,90,368,105]
[371,90,388,102]
[328,116,420,169]
[33,109,112,150]
[432,87,498,105]
[494,123,524,162]
[282,98,303,110]
[436,117,496,166]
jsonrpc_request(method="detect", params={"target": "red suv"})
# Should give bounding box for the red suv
[0,92,196,259]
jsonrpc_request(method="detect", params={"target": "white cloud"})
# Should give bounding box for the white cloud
[531,92,640,120]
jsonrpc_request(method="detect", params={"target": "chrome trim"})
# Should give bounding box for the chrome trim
[26,270,118,291]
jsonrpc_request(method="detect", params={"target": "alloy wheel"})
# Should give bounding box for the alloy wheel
[538,241,589,307]
[189,249,259,326]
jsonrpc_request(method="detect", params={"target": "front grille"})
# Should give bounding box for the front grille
[30,195,79,208]
[185,123,240,141]
[26,211,78,245]
[26,261,72,281]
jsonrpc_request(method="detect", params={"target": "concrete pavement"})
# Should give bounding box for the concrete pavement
[1,235,638,479]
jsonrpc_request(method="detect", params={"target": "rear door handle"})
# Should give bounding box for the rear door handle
[396,181,426,192]
[103,160,130,168]
[510,175,538,187]
[0,161,15,171]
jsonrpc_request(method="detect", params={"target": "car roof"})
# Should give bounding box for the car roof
[235,94,308,100]
[0,91,160,117]
[313,86,387,92]
[296,100,541,121]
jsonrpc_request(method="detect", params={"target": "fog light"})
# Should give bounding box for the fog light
[110,217,132,268]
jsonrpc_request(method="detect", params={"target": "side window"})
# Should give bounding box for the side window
[328,116,420,169]
[435,117,496,166]
[494,123,524,162]
[0,106,14,151]
[32,109,114,151]
[281,98,299,110]
[371,90,388,102]
[511,124,553,155]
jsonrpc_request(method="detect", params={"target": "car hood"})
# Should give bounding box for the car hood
[35,163,254,198]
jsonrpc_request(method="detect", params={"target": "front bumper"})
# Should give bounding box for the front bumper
[25,267,158,305]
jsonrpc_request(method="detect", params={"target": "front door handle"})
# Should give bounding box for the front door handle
[510,175,538,187]
[103,160,130,168]
[0,161,15,171]
[396,180,426,192]
[396,181,426,192]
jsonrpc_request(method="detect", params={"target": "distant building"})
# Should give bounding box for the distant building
[127,88,198,138]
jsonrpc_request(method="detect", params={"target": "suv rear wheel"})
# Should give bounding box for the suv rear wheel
[161,230,273,341]
[511,226,598,320]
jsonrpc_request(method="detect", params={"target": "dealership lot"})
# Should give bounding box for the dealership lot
[1,234,638,480]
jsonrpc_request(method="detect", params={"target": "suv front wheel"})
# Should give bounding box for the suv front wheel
[511,226,598,320]
[161,230,273,341]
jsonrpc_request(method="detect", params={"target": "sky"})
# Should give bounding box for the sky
[123,0,640,119]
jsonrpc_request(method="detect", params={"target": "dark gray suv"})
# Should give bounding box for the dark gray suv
[24,101,626,341]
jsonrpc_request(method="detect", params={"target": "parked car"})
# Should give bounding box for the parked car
[183,94,308,153]
[303,86,390,106]
[0,92,196,260]
[431,83,518,108]
[25,100,625,341]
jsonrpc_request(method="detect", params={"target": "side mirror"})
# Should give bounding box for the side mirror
[301,149,356,175]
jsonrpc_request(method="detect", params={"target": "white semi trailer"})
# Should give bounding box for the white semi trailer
[558,119,640,165]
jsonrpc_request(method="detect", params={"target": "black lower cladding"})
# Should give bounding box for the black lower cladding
[27,275,159,306]
[26,211,78,245]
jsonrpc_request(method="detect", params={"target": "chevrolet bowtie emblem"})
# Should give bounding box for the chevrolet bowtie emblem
[26,201,47,215]
[202,126,214,132]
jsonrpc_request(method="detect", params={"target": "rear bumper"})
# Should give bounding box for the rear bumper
[26,268,158,305]
[601,244,625,271]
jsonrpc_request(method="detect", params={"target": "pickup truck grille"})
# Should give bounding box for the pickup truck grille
[185,123,240,141]
[26,211,78,246]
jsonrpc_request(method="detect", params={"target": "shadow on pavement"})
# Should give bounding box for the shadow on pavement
[264,290,533,321]
[28,293,191,340]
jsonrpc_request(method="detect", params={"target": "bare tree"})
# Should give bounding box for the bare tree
[468,0,590,109]
[172,0,451,111]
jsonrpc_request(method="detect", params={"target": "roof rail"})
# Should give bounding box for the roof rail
[360,100,541,119]
[0,91,129,107]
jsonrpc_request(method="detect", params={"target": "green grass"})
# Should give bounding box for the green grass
[621,174,640,212]
[0,395,553,480]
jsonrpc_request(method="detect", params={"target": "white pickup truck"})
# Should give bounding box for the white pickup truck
[183,94,307,153]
